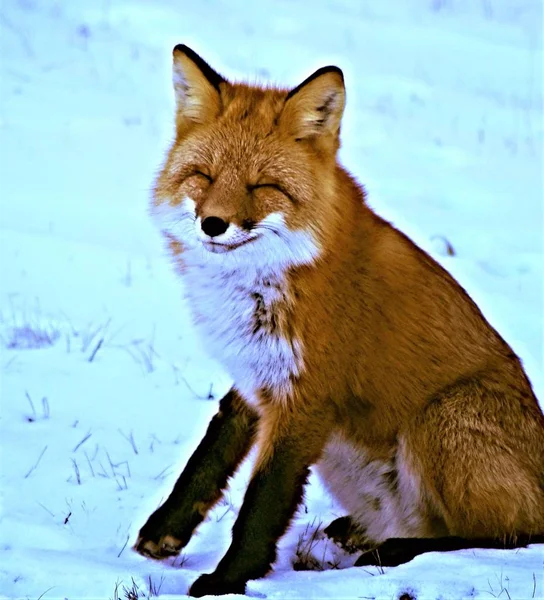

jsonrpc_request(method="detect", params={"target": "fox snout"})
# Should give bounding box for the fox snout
[195,211,259,254]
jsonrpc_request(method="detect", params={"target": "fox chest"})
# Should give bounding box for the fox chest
[183,266,302,402]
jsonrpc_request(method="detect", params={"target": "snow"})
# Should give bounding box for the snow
[0,0,542,598]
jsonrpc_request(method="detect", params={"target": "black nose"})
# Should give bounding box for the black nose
[201,216,229,238]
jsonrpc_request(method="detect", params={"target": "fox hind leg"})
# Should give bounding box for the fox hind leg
[325,370,544,567]
[401,371,544,541]
[356,371,544,567]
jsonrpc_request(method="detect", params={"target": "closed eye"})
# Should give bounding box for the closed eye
[252,183,279,191]
[195,170,213,183]
[250,183,297,204]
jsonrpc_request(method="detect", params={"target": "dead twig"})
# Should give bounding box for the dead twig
[24,446,48,478]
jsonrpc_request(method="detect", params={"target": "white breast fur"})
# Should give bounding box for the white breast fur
[185,261,303,404]
[153,197,321,406]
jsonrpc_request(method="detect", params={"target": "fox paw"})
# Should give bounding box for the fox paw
[134,533,183,559]
[324,515,369,554]
[133,504,199,560]
[189,572,246,597]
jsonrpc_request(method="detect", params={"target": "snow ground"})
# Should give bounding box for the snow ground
[0,0,542,598]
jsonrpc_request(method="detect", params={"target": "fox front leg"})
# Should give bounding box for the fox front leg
[134,389,258,559]
[189,413,326,597]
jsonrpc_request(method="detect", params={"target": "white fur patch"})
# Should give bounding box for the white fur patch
[317,434,427,543]
[151,197,321,406]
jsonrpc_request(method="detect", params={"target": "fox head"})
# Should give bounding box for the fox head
[152,45,347,272]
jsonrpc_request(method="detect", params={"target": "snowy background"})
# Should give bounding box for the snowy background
[0,0,542,598]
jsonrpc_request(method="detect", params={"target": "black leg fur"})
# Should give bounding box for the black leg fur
[189,441,312,597]
[135,389,258,558]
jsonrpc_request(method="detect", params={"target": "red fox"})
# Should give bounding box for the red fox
[134,45,544,597]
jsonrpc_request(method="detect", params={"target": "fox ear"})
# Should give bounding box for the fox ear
[281,66,345,142]
[172,45,226,130]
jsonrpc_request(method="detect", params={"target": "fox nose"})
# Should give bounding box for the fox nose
[201,216,229,237]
